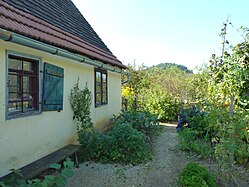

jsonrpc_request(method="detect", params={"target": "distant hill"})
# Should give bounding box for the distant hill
[149,63,193,73]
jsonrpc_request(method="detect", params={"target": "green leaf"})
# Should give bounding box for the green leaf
[54,175,67,187]
[0,181,8,187]
[49,163,61,170]
[17,179,27,186]
[44,175,55,181]
[63,158,74,169]
[61,168,74,178]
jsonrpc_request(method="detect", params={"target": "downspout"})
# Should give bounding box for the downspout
[122,73,130,85]
[0,29,128,74]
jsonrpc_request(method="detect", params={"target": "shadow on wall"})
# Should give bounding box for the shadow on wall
[94,118,112,132]
[66,134,78,145]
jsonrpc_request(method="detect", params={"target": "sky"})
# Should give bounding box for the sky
[72,0,249,70]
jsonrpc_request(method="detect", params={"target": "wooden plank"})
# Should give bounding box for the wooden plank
[20,144,81,179]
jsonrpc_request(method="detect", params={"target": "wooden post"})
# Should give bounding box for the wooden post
[125,98,128,111]
[133,96,137,111]
[228,96,234,177]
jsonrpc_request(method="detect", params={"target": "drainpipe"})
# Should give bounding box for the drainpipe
[122,73,130,85]
[0,29,128,74]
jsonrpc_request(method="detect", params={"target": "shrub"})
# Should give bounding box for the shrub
[177,106,209,137]
[178,162,217,187]
[109,124,152,164]
[111,110,160,136]
[140,90,181,121]
[78,130,111,162]
[178,128,213,159]
[78,124,152,165]
[188,113,209,137]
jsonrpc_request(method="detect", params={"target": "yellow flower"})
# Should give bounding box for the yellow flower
[223,99,230,107]
[122,86,135,98]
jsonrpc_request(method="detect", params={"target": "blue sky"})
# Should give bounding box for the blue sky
[72,0,249,70]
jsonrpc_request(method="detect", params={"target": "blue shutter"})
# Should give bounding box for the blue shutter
[43,63,64,111]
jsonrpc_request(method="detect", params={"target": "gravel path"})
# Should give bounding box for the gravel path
[66,123,188,187]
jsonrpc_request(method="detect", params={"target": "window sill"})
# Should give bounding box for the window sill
[95,103,108,108]
[6,110,41,120]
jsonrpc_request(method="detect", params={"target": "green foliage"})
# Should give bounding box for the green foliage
[78,130,110,162]
[78,124,152,165]
[70,79,93,131]
[69,79,153,165]
[148,62,193,73]
[122,64,201,121]
[178,104,249,164]
[109,124,152,164]
[187,112,208,138]
[141,89,181,121]
[178,162,218,187]
[178,128,213,159]
[213,111,249,166]
[77,111,158,164]
[177,23,249,173]
[0,158,74,187]
[111,110,160,136]
[209,22,249,110]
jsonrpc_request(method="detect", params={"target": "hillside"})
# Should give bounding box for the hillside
[149,63,193,73]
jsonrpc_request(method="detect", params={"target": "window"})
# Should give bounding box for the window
[6,52,64,118]
[7,55,39,115]
[95,68,108,106]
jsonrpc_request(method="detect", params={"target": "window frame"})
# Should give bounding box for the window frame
[6,51,42,119]
[94,68,108,107]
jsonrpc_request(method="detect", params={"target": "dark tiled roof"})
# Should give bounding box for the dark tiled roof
[0,0,126,68]
[3,0,111,53]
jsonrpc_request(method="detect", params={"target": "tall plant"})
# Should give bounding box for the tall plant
[70,79,93,131]
[206,22,249,173]
[209,23,249,111]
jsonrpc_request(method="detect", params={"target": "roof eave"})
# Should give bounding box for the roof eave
[0,29,127,73]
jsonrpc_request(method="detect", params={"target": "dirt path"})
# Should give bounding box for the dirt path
[67,123,188,187]
[142,123,186,187]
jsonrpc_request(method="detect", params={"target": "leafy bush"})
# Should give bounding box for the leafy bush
[178,128,213,159]
[78,124,152,165]
[178,106,249,166]
[109,124,152,164]
[140,89,181,121]
[111,110,160,136]
[78,130,110,162]
[70,81,154,165]
[188,114,209,137]
[122,64,200,122]
[177,106,208,136]
[178,162,217,187]
[214,112,249,165]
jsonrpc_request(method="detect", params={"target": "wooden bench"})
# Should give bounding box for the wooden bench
[18,144,81,179]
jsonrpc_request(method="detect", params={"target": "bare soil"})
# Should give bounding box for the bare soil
[66,123,249,187]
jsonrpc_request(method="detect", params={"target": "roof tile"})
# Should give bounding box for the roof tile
[0,0,126,68]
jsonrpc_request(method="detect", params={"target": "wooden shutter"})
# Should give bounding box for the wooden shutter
[43,63,64,111]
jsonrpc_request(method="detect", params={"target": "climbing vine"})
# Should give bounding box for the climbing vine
[70,79,93,131]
